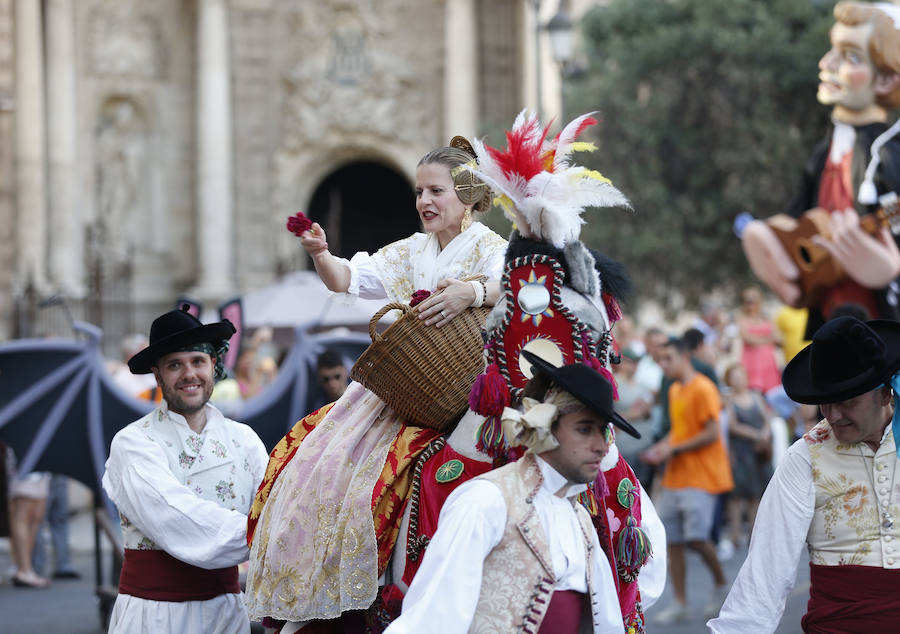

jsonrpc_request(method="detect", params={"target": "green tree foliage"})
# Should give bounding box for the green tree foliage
[567,0,836,308]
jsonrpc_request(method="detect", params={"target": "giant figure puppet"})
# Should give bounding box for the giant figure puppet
[742,1,900,335]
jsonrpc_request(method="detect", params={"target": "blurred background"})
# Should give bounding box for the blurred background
[0,0,837,346]
[0,0,840,631]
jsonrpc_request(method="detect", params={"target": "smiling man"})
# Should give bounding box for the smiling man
[709,316,900,632]
[384,351,643,634]
[741,1,900,336]
[102,306,268,634]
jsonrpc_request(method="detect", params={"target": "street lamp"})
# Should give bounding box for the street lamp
[546,7,575,75]
[546,6,575,120]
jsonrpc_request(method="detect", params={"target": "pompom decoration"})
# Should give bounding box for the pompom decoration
[616,514,652,575]
[468,363,510,417]
[475,415,508,460]
[576,486,600,516]
[586,356,619,401]
[286,211,313,236]
[602,291,623,323]
[594,468,610,499]
[471,363,513,459]
[409,289,432,307]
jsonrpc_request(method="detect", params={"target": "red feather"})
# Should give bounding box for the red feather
[552,115,599,146]
[571,116,598,140]
[485,117,554,181]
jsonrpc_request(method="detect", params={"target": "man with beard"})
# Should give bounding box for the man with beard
[742,1,900,336]
[102,306,268,634]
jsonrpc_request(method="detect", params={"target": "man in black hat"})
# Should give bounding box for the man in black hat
[101,306,269,634]
[384,352,644,634]
[709,316,900,633]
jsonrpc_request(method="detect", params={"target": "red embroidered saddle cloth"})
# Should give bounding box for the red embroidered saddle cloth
[802,563,900,632]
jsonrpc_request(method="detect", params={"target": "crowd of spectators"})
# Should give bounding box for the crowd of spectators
[611,286,805,625]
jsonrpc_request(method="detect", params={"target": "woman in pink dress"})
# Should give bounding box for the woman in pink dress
[737,286,782,393]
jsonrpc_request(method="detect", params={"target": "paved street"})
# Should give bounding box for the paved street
[643,541,811,633]
[1,511,811,632]
[1,549,106,633]
[1,510,113,633]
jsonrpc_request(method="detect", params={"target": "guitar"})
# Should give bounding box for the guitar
[764,192,900,308]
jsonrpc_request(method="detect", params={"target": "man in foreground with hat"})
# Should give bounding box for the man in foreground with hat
[709,316,900,632]
[384,351,643,633]
[102,306,269,634]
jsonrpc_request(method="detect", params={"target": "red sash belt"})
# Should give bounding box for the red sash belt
[538,589,586,634]
[802,563,900,633]
[119,549,240,602]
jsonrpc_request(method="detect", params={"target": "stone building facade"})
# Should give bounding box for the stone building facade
[3,0,578,348]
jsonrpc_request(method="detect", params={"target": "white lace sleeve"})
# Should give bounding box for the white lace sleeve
[337,252,388,301]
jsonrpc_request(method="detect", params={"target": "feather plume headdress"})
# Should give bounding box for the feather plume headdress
[466,110,630,248]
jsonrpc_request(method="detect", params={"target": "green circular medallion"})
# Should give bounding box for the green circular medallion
[616,478,635,508]
[435,459,465,483]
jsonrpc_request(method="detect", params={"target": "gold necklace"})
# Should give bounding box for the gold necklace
[859,446,897,530]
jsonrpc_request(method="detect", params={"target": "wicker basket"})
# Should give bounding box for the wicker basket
[350,302,490,431]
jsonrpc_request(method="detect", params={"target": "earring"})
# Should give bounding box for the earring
[460,207,473,232]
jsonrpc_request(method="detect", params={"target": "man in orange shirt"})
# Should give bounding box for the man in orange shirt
[642,336,733,625]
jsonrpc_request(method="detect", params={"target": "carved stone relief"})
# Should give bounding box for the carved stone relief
[88,3,166,79]
[268,0,443,267]
[93,97,147,263]
[275,0,440,148]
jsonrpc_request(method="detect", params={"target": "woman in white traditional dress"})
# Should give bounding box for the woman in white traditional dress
[244,139,508,628]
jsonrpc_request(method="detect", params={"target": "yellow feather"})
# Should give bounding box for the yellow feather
[494,195,519,225]
[582,169,612,184]
[570,141,597,153]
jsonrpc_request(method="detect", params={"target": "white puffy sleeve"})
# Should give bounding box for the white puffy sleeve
[637,485,667,608]
[237,422,269,490]
[587,522,631,634]
[384,479,506,633]
[707,439,814,633]
[102,426,254,569]
[335,252,387,300]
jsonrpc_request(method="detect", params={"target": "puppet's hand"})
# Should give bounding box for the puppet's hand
[741,220,802,305]
[813,208,900,288]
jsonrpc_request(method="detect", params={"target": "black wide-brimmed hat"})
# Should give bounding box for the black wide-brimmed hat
[127,305,236,374]
[782,316,900,405]
[521,350,641,439]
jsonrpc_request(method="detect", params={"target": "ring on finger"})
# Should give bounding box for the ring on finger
[440,309,447,318]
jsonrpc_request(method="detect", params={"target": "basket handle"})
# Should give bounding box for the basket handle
[368,302,411,342]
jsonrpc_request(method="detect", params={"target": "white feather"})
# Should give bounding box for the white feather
[465,111,629,247]
[553,112,598,169]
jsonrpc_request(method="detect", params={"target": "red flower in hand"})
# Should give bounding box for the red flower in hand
[409,289,431,307]
[286,211,313,236]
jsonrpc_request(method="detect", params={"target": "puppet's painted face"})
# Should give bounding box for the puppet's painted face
[818,21,877,114]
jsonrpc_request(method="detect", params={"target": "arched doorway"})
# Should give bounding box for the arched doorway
[307,161,418,260]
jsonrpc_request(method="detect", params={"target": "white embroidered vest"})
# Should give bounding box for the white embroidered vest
[120,406,259,551]
[467,454,601,634]
[806,420,900,568]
